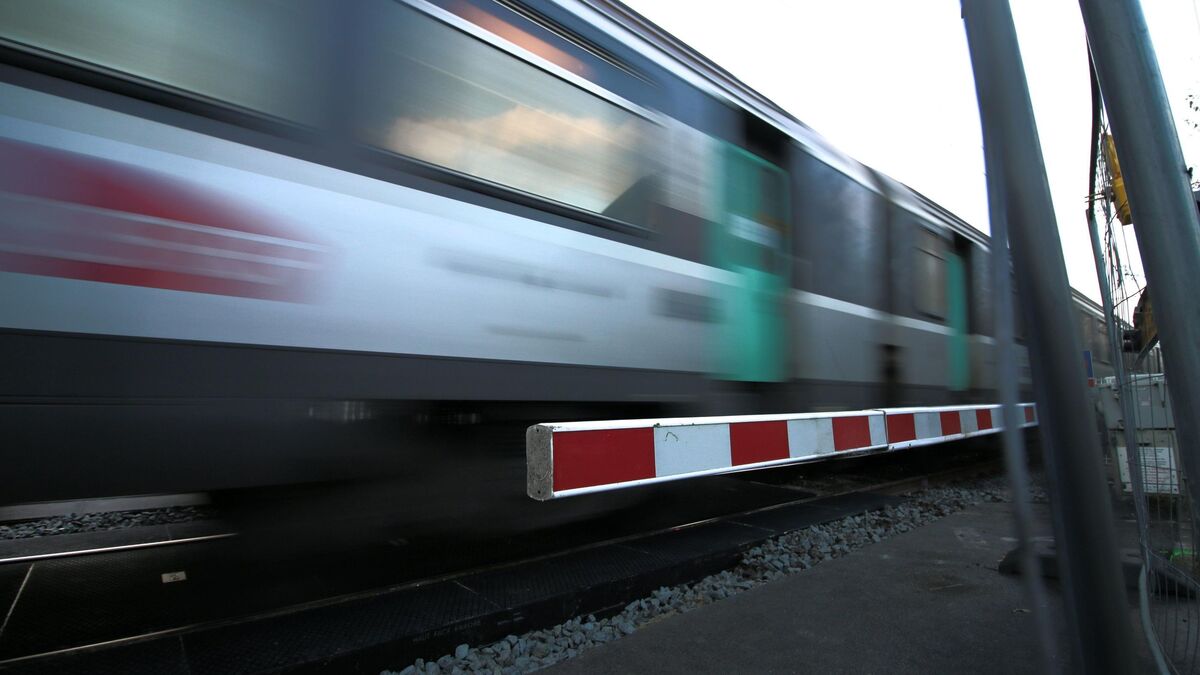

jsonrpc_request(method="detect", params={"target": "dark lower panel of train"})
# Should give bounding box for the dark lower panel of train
[4,329,992,505]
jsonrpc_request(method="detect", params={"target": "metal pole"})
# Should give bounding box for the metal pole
[961,2,1137,672]
[985,125,1058,674]
[1085,58,1152,559]
[1086,63,1171,673]
[1079,0,1200,524]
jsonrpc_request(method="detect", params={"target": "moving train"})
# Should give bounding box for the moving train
[0,0,1110,509]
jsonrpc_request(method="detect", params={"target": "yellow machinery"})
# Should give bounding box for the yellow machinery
[1103,133,1133,225]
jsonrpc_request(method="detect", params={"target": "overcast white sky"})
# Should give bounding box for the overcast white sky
[622,0,1200,302]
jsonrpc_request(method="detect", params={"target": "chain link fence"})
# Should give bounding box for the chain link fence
[1092,112,1199,674]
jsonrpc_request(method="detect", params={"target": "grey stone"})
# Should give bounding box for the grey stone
[0,504,214,540]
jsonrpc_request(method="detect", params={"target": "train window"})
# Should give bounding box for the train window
[915,228,947,319]
[0,0,326,123]
[759,165,788,229]
[352,2,657,219]
[1080,315,1093,358]
[1094,319,1104,361]
[1094,317,1110,363]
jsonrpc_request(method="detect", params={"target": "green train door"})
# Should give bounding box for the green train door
[946,251,969,391]
[711,144,789,382]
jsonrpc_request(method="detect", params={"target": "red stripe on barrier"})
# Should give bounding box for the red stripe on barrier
[729,421,789,465]
[552,427,655,492]
[832,416,873,451]
[976,409,993,430]
[1025,407,1035,423]
[940,411,962,436]
[886,413,916,442]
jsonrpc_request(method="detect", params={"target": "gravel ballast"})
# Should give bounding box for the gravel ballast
[0,505,215,540]
[383,476,1031,675]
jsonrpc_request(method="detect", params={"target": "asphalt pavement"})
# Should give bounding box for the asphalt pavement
[547,499,1152,674]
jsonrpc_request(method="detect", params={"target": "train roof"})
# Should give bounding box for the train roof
[563,0,1105,310]
[1072,288,1105,319]
[906,185,991,249]
[561,0,879,190]
[566,1,992,236]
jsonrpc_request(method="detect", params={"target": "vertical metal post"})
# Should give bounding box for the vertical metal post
[1085,59,1152,557]
[961,2,1137,672]
[1079,0,1200,521]
[985,129,1058,674]
[1088,202,1174,670]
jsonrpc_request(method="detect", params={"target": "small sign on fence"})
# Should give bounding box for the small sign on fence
[1116,444,1180,495]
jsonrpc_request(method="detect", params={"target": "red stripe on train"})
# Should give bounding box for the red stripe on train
[0,137,328,300]
[0,251,288,301]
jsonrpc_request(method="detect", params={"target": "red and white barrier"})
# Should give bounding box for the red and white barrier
[526,403,1037,500]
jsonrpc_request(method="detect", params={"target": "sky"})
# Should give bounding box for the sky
[621,0,1200,303]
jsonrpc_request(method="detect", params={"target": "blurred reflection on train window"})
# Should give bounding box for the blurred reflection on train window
[355,2,657,220]
[758,166,787,230]
[0,0,326,124]
[915,228,948,319]
[757,166,787,271]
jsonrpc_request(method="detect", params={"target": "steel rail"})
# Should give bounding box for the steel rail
[0,458,1001,668]
[0,531,236,566]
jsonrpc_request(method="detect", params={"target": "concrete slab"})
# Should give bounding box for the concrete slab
[547,501,1147,674]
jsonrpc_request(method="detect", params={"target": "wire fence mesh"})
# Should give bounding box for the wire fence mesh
[1092,112,1200,674]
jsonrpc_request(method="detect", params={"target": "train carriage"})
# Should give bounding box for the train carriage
[0,0,1106,507]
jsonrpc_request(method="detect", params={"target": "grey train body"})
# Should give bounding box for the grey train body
[0,0,1111,507]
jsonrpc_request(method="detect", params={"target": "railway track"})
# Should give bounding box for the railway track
[0,531,236,566]
[823,457,1004,497]
[0,444,1008,673]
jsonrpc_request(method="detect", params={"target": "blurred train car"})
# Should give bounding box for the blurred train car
[0,0,1110,512]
